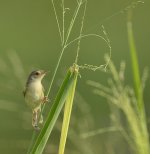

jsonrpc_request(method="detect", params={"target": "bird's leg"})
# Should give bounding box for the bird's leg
[32,110,37,126]
[37,107,43,124]
[32,110,40,130]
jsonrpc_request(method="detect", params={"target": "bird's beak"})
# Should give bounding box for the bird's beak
[42,70,50,75]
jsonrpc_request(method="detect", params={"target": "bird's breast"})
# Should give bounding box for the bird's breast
[25,81,44,108]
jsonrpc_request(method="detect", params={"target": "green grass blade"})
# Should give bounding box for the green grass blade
[127,10,144,114]
[58,66,78,154]
[127,11,150,154]
[30,67,78,154]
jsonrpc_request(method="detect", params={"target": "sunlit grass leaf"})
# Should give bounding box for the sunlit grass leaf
[30,65,79,154]
[58,66,78,154]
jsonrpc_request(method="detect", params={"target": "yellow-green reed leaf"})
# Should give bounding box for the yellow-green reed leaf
[127,10,143,114]
[30,67,78,154]
[58,65,78,154]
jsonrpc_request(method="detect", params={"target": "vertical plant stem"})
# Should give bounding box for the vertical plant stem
[62,0,65,45]
[52,0,63,44]
[46,47,65,98]
[41,46,66,113]
[127,10,144,115]
[127,10,150,154]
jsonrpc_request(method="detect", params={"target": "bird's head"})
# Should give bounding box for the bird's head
[27,70,47,83]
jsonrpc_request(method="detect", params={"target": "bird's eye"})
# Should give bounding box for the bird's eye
[35,72,40,75]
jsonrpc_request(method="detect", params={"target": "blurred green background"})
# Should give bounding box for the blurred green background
[0,0,150,153]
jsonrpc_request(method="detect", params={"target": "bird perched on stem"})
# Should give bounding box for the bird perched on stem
[23,70,48,130]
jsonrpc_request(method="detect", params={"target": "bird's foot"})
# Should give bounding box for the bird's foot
[42,96,50,103]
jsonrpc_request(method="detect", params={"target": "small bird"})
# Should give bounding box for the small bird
[23,70,48,130]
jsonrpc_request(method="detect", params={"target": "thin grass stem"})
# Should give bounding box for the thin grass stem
[52,0,63,44]
[64,0,83,45]
[80,126,119,139]
[62,0,65,45]
[75,0,87,64]
[65,34,109,50]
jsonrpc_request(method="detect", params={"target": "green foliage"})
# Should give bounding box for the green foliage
[87,55,150,154]
[27,1,149,154]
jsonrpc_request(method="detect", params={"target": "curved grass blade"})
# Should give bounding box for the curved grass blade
[30,66,79,154]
